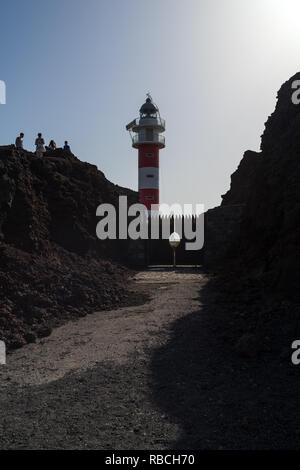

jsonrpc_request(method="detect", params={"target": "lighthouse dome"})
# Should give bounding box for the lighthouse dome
[139,97,157,116]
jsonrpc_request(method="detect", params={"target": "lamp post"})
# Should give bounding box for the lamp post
[169,232,181,268]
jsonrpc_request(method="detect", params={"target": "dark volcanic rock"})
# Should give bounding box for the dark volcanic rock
[203,73,300,358]
[220,72,300,294]
[221,150,261,206]
[0,146,137,257]
[0,146,142,349]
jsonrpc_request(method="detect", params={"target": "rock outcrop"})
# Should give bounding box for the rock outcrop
[0,146,141,348]
[219,72,300,295]
[203,204,245,267]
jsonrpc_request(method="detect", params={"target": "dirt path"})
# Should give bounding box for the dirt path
[0,268,206,449]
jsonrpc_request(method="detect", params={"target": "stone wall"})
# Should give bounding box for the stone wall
[126,239,147,266]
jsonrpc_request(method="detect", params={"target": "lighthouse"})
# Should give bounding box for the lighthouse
[126,95,165,211]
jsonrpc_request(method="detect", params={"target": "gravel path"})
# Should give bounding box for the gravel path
[1,267,297,450]
[0,267,206,449]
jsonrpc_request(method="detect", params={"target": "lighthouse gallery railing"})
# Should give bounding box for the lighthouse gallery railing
[132,134,165,145]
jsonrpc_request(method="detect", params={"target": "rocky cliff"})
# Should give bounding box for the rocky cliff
[221,72,300,295]
[0,146,140,348]
[200,73,300,359]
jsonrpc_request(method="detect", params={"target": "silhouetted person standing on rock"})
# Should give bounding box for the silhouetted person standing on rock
[15,133,24,150]
[48,140,56,150]
[64,141,70,151]
[35,133,46,158]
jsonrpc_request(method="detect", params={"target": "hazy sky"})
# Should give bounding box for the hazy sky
[1,0,300,210]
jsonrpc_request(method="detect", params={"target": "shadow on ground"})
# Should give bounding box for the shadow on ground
[150,276,300,450]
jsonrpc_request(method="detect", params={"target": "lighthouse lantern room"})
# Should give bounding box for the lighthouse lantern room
[126,94,166,211]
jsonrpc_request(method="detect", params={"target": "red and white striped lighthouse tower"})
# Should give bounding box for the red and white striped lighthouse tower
[126,95,165,211]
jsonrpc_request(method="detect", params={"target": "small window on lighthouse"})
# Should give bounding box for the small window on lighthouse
[145,196,154,200]
[146,153,154,157]
[146,174,154,178]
